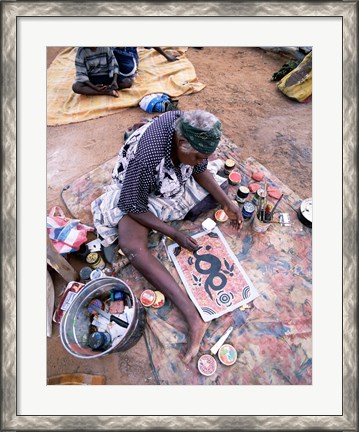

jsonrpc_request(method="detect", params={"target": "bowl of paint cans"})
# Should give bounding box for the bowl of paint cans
[235,185,250,204]
[218,344,237,366]
[198,354,217,376]
[214,209,228,223]
[228,171,241,186]
[242,202,255,220]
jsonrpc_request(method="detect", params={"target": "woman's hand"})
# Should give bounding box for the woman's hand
[171,231,199,252]
[224,201,243,230]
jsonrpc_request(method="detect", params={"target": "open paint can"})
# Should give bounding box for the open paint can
[223,159,236,175]
[228,171,241,186]
[152,291,165,309]
[218,344,237,366]
[198,354,217,376]
[242,202,255,220]
[236,185,250,203]
[140,289,156,307]
[214,209,228,223]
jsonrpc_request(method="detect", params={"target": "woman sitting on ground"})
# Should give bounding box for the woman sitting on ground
[92,110,243,363]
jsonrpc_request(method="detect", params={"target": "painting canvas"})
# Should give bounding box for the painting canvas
[168,227,259,321]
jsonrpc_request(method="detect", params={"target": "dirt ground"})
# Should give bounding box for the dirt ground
[46,47,311,385]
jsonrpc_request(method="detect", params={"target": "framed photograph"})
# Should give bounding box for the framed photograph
[2,1,357,430]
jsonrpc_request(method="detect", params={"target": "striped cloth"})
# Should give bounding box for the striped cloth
[74,47,119,83]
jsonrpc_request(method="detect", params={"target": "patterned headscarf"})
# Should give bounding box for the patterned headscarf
[179,118,222,154]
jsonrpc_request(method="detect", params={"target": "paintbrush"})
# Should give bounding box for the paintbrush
[257,191,262,221]
[268,193,284,219]
[263,178,267,213]
[161,235,172,262]
[210,326,234,355]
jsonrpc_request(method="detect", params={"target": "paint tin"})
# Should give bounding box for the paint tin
[86,252,106,270]
[202,218,217,232]
[90,268,104,280]
[242,202,255,220]
[252,188,265,206]
[214,209,228,222]
[87,298,104,315]
[110,289,125,301]
[218,344,237,366]
[152,291,165,309]
[88,331,112,351]
[140,289,156,307]
[252,213,271,233]
[223,159,236,175]
[76,243,90,260]
[79,266,92,281]
[228,171,242,186]
[236,186,250,203]
[198,354,217,376]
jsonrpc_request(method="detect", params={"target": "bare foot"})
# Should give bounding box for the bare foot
[182,318,209,364]
[109,89,119,97]
[103,88,118,97]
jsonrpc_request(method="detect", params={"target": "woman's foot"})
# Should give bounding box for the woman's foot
[182,318,209,364]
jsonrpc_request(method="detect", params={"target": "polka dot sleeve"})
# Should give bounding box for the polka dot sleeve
[118,158,153,214]
[192,159,208,175]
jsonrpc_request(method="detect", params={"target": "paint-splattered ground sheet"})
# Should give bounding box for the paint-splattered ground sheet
[61,138,312,385]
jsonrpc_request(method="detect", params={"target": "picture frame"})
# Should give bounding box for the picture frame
[1,1,357,430]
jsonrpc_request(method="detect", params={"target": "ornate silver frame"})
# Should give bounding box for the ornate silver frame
[1,1,357,430]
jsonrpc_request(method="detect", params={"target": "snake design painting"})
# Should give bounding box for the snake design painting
[168,227,259,321]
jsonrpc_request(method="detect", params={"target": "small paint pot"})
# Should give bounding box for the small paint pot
[236,186,250,204]
[228,171,241,186]
[87,298,104,315]
[242,202,255,220]
[77,243,90,260]
[90,268,104,280]
[86,252,106,270]
[252,213,271,233]
[140,289,156,307]
[223,159,236,175]
[153,291,165,309]
[252,188,265,206]
[88,331,112,351]
[110,289,125,301]
[218,344,237,366]
[79,266,92,281]
[198,354,217,376]
[214,209,228,223]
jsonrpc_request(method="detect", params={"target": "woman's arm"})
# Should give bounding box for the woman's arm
[128,211,198,251]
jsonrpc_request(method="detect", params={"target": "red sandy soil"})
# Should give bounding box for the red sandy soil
[47,47,311,385]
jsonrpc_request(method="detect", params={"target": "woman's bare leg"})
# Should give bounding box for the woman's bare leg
[118,215,208,363]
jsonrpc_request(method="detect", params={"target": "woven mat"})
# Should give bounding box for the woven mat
[60,137,312,384]
[47,47,205,126]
